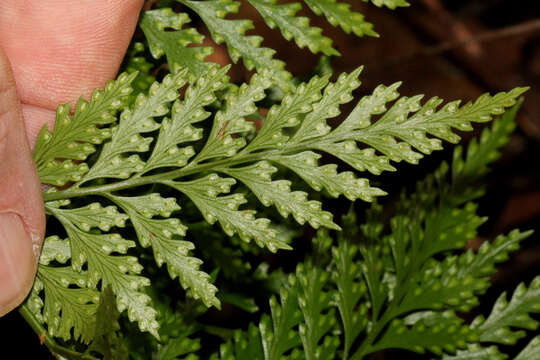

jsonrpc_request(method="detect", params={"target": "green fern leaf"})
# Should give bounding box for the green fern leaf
[515,336,540,360]
[87,286,129,360]
[297,262,340,360]
[364,0,410,9]
[451,99,522,198]
[143,65,230,173]
[330,87,528,173]
[304,0,377,37]
[369,311,476,356]
[455,229,532,292]
[31,65,527,345]
[218,324,264,359]
[81,71,187,182]
[155,337,201,360]
[223,161,339,229]
[167,174,283,251]
[108,193,219,308]
[34,72,137,186]
[441,344,507,360]
[193,70,272,163]
[37,266,99,343]
[247,0,338,55]
[140,8,213,75]
[333,229,369,359]
[473,276,540,345]
[276,151,386,201]
[259,284,303,360]
[180,0,293,91]
[398,230,532,315]
[50,209,159,337]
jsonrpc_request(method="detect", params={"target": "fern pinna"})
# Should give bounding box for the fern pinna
[140,0,411,91]
[202,104,537,360]
[21,55,528,356]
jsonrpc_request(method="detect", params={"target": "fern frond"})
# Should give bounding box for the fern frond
[218,324,264,359]
[473,276,540,345]
[208,104,534,360]
[296,262,340,359]
[333,230,369,359]
[180,0,293,91]
[34,72,137,186]
[369,311,476,355]
[330,86,528,173]
[37,266,99,343]
[364,0,410,9]
[219,258,338,360]
[80,71,187,182]
[51,208,159,337]
[155,337,201,360]
[108,193,219,308]
[259,283,303,359]
[87,287,129,359]
[451,99,522,202]
[515,336,540,360]
[396,230,531,316]
[304,0,377,37]
[441,344,506,360]
[248,0,339,56]
[140,8,213,76]
[31,65,526,343]
[167,174,283,251]
[223,161,340,230]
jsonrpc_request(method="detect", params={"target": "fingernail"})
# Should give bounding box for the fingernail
[0,213,36,316]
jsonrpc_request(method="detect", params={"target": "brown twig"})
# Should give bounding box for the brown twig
[421,0,483,57]
[377,18,540,68]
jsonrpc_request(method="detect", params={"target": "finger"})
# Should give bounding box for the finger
[0,50,45,316]
[0,0,144,110]
[21,105,55,146]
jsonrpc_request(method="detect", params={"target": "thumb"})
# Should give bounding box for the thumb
[0,49,45,316]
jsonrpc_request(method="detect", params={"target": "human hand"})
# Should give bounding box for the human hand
[0,0,143,316]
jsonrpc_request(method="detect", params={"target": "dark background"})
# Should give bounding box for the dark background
[2,0,540,357]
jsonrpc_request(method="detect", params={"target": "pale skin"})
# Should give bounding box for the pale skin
[0,0,144,316]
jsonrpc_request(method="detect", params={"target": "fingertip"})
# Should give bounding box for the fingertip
[0,48,46,317]
[0,213,37,317]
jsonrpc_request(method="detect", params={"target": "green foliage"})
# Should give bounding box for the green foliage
[473,277,540,345]
[303,0,377,37]
[140,8,213,76]
[141,0,408,88]
[180,0,293,91]
[201,104,537,360]
[365,0,410,9]
[25,53,529,355]
[248,0,339,56]
[18,2,538,359]
[86,287,129,360]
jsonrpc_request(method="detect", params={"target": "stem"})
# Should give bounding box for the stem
[19,304,99,360]
[42,152,265,202]
[351,235,427,359]
[351,311,392,360]
[41,133,346,202]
